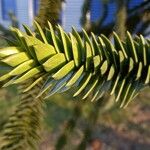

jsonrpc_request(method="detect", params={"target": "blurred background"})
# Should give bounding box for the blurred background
[0,0,150,150]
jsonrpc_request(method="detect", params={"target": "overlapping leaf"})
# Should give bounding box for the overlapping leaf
[0,21,150,108]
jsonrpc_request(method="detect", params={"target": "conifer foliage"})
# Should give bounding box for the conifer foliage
[0,22,150,108]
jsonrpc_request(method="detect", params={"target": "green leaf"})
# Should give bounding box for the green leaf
[52,60,75,80]
[139,35,147,66]
[113,32,127,58]
[145,65,150,84]
[9,60,36,75]
[85,42,93,71]
[23,35,43,59]
[66,65,84,87]
[23,24,35,36]
[33,43,56,63]
[101,34,118,69]
[100,60,108,75]
[0,73,11,81]
[48,22,61,53]
[58,25,72,61]
[107,65,115,81]
[115,78,126,102]
[98,37,110,64]
[43,53,67,72]
[118,50,126,72]
[1,52,30,67]
[45,28,53,45]
[93,55,101,73]
[73,73,92,97]
[34,21,48,44]
[119,81,132,108]
[0,47,21,58]
[82,75,99,99]
[91,33,103,61]
[136,62,142,80]
[70,34,81,67]
[128,58,134,73]
[83,29,95,56]
[126,31,138,63]
[24,35,43,46]
[110,74,120,95]
[72,27,84,61]
[13,66,43,83]
[10,27,27,49]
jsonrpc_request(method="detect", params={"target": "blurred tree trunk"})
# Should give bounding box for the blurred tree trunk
[115,0,127,40]
[36,0,62,29]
